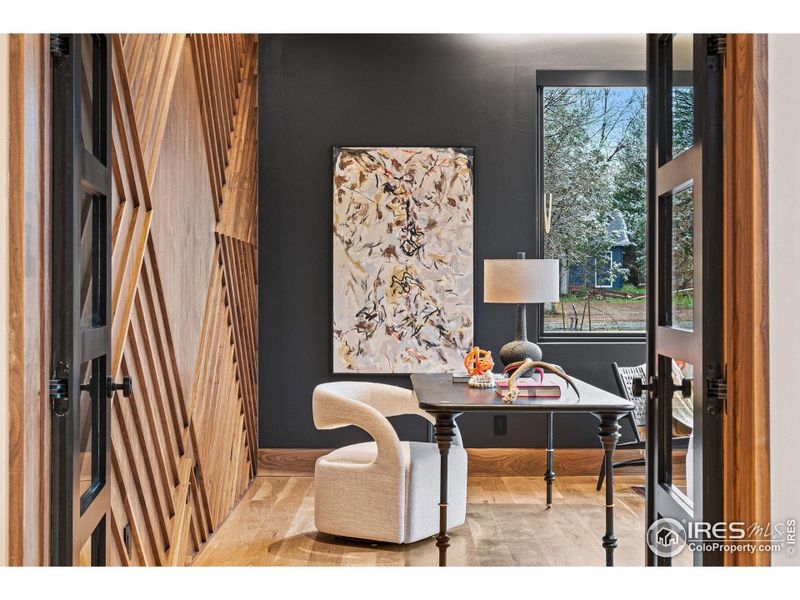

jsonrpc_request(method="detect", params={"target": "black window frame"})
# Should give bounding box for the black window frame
[535,69,648,343]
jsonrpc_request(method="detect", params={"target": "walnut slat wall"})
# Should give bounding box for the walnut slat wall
[104,33,258,566]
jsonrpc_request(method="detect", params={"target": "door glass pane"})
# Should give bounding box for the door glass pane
[79,361,92,497]
[79,517,106,566]
[671,33,694,158]
[670,186,694,330]
[668,358,695,508]
[80,35,96,157]
[80,193,103,328]
[79,357,106,512]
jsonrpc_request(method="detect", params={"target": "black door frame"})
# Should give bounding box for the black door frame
[50,33,114,566]
[645,33,725,567]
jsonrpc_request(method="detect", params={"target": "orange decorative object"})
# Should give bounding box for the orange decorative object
[463,346,494,376]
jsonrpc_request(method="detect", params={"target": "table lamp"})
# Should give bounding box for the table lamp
[484,253,560,370]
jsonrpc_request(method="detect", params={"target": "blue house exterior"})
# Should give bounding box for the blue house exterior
[567,210,632,290]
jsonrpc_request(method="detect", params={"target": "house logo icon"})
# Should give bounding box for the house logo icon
[657,527,678,546]
[647,518,687,558]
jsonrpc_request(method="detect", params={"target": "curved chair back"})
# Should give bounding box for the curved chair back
[312,381,461,449]
[312,382,406,467]
[313,381,433,425]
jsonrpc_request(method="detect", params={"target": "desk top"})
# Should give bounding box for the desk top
[411,373,634,414]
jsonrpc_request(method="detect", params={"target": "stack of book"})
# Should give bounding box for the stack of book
[495,376,562,398]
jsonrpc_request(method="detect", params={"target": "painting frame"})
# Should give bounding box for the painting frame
[331,145,476,375]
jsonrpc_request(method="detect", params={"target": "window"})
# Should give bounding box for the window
[539,73,648,335]
[538,71,695,336]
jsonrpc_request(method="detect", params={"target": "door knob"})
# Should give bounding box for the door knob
[106,376,133,399]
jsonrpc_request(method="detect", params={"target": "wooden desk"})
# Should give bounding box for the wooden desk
[411,373,635,567]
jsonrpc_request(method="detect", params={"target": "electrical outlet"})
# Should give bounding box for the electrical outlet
[493,415,507,436]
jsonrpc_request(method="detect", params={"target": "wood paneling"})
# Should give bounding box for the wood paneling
[257,447,660,478]
[1,33,10,567]
[6,34,52,566]
[5,34,258,566]
[722,34,771,567]
[106,33,258,566]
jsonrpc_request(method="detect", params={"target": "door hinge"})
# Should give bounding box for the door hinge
[706,373,727,416]
[49,378,69,416]
[49,34,70,58]
[49,361,71,416]
[708,34,727,56]
[708,34,727,71]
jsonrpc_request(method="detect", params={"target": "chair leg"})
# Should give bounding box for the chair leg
[596,456,645,492]
[596,458,606,491]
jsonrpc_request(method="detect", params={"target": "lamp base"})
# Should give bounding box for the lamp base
[500,339,543,376]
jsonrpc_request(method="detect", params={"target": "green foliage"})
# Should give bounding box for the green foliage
[544,85,695,295]
[669,88,696,299]
[673,87,694,155]
[672,292,694,307]
[619,284,646,295]
[671,186,695,294]
[610,90,646,286]
[544,87,644,290]
[543,88,619,285]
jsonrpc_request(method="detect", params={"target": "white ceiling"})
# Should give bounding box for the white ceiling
[462,34,647,70]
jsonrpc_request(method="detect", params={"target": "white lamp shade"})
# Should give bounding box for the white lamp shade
[483,258,560,304]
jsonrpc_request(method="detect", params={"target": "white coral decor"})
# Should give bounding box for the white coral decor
[467,372,496,389]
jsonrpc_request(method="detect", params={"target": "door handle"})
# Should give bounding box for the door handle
[106,376,133,399]
[669,377,692,398]
[632,376,656,397]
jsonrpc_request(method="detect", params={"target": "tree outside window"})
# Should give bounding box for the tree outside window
[542,84,693,333]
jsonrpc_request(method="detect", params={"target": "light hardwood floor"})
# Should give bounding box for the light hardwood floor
[194,474,691,566]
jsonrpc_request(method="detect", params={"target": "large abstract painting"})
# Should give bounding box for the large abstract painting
[332,146,474,373]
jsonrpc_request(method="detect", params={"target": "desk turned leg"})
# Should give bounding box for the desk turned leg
[598,412,624,567]
[545,412,555,508]
[434,413,456,567]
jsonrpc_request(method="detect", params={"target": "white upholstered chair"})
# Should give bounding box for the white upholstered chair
[312,381,468,544]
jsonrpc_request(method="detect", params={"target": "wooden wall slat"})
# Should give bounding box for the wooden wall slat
[6,33,256,566]
[103,33,258,566]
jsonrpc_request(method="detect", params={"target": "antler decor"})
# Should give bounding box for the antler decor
[502,359,581,404]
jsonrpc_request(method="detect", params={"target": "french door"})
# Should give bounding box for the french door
[643,34,725,566]
[50,33,129,566]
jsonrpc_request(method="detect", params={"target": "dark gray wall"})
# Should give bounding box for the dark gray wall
[258,34,646,449]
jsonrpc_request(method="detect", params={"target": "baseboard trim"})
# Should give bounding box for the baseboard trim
[258,447,661,477]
